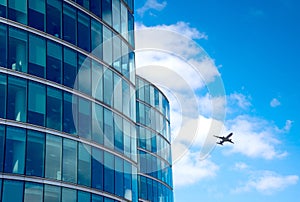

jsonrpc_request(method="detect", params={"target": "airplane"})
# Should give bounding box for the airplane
[214,132,234,145]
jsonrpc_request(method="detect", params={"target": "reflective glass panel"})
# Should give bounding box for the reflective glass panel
[90,0,101,18]
[44,184,61,202]
[8,27,27,73]
[0,125,5,171]
[4,126,26,174]
[78,11,90,52]
[29,0,45,31]
[92,103,103,144]
[24,182,43,202]
[0,23,7,68]
[47,41,62,84]
[104,151,114,194]
[63,47,77,88]
[112,0,120,32]
[63,3,76,45]
[47,0,62,38]
[103,27,112,65]
[92,147,103,190]
[92,194,104,202]
[114,113,123,153]
[78,54,91,95]
[92,61,103,102]
[103,67,113,106]
[28,81,45,126]
[104,108,114,149]
[63,92,77,135]
[2,180,24,202]
[29,34,46,77]
[0,0,6,17]
[113,73,122,112]
[115,156,123,197]
[78,97,91,139]
[45,134,62,180]
[78,191,91,202]
[0,73,6,118]
[8,0,27,24]
[26,130,45,177]
[91,19,102,59]
[78,143,91,186]
[62,138,77,183]
[102,0,112,25]
[47,87,62,131]
[62,187,76,202]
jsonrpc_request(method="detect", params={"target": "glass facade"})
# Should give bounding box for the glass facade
[0,0,172,202]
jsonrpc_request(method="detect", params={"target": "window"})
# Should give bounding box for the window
[91,19,102,59]
[63,3,76,45]
[114,114,123,153]
[78,97,91,139]
[147,178,153,201]
[4,126,26,174]
[103,27,112,65]
[121,41,129,78]
[28,34,46,77]
[44,184,61,202]
[78,54,91,95]
[62,138,77,183]
[92,194,104,202]
[47,41,62,84]
[77,0,89,10]
[92,103,103,144]
[63,92,77,135]
[8,0,27,24]
[0,125,5,172]
[45,134,62,180]
[47,87,62,131]
[78,11,90,52]
[92,147,103,190]
[28,81,46,126]
[7,76,27,122]
[121,3,128,40]
[128,12,134,47]
[113,74,122,112]
[115,156,124,197]
[112,0,120,32]
[124,161,132,201]
[0,73,6,118]
[24,182,43,202]
[78,143,91,186]
[2,180,24,202]
[122,80,130,117]
[47,0,62,38]
[28,0,45,31]
[62,187,76,202]
[0,0,6,17]
[78,191,91,202]
[102,0,112,25]
[103,67,113,106]
[26,130,45,177]
[63,47,77,88]
[90,0,101,18]
[123,119,131,159]
[104,108,114,149]
[104,151,114,194]
[8,27,27,73]
[92,61,103,102]
[0,23,7,68]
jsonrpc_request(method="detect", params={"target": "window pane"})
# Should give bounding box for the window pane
[90,0,101,18]
[91,19,102,59]
[102,0,112,25]
[78,54,91,95]
[4,126,26,174]
[124,160,132,200]
[92,61,103,102]
[103,67,113,106]
[2,180,24,202]
[0,125,5,172]
[103,27,112,65]
[63,47,77,88]
[62,187,76,202]
[114,114,123,153]
[47,41,62,84]
[44,185,61,202]
[8,0,27,24]
[28,0,45,31]
[128,12,134,47]
[47,0,62,38]
[121,3,128,40]
[8,27,27,73]
[92,194,103,202]
[92,147,103,190]
[63,92,77,135]
[78,11,90,52]
[104,108,114,149]
[0,23,7,68]
[7,77,27,122]
[0,73,6,118]
[47,87,62,131]
[77,0,89,10]
[115,156,123,197]
[24,182,43,202]
[78,143,91,186]
[113,74,122,112]
[113,35,121,72]
[92,103,103,144]
[78,97,91,139]
[63,3,76,45]
[112,0,120,32]
[28,81,45,126]
[0,0,6,17]
[26,130,45,177]
[104,151,114,194]
[122,79,130,117]
[78,191,91,202]
[45,134,62,180]
[28,34,46,77]
[62,138,77,183]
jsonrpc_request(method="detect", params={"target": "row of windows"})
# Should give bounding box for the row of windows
[0,179,122,202]
[138,176,173,202]
[0,21,136,87]
[139,150,173,187]
[0,0,134,47]
[138,126,172,164]
[136,77,170,121]
[137,101,171,142]
[0,74,137,161]
[0,125,138,200]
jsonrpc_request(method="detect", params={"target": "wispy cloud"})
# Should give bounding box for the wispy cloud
[270,98,281,108]
[137,0,167,16]
[233,171,299,195]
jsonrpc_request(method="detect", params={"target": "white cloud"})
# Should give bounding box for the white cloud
[234,162,249,171]
[270,98,281,108]
[234,171,299,194]
[137,0,167,16]
[173,151,219,187]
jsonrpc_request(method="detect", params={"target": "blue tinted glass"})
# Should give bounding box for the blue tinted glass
[62,187,76,202]
[147,178,153,201]
[112,0,120,32]
[91,19,102,59]
[47,0,62,38]
[63,47,77,88]
[104,151,114,194]
[90,0,101,18]
[63,3,76,45]
[26,130,45,177]
[0,74,6,118]
[78,54,91,94]
[47,87,62,131]
[24,182,43,202]
[28,0,45,31]
[102,0,112,25]
[92,103,103,144]
[4,126,26,174]
[124,161,132,200]
[0,125,4,172]
[114,156,123,197]
[92,194,103,202]
[0,0,6,17]
[0,23,7,68]
[78,191,91,202]
[114,114,123,153]
[63,138,77,183]
[28,34,46,77]
[104,108,114,149]
[78,98,91,139]
[78,143,91,186]
[44,185,61,202]
[28,81,45,126]
[103,67,113,106]
[128,12,134,47]
[92,61,103,102]
[8,0,27,24]
[45,134,62,180]
[92,147,103,190]
[2,180,24,202]
[63,92,77,135]
[78,11,90,52]
[47,41,62,84]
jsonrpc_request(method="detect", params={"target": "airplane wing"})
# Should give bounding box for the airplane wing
[217,140,225,145]
[214,135,222,139]
[226,133,233,138]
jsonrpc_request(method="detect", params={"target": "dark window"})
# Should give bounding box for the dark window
[78,191,91,202]
[8,0,27,24]
[46,87,62,131]
[77,0,89,10]
[47,41,62,84]
[91,19,103,59]
[0,23,7,68]
[78,11,90,52]
[0,73,6,118]
[28,81,46,126]
[63,92,77,135]
[63,47,77,88]
[47,0,62,38]
[115,156,124,197]
[92,147,103,190]
[104,151,114,194]
[92,103,103,144]
[102,0,112,25]
[28,0,45,31]
[0,0,7,17]
[63,3,76,45]
[92,194,104,202]
[0,125,5,172]
[28,34,46,78]
[90,0,101,18]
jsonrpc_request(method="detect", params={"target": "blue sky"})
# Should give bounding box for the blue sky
[134,0,300,202]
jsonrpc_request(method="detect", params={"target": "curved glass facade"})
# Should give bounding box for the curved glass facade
[136,76,173,202]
